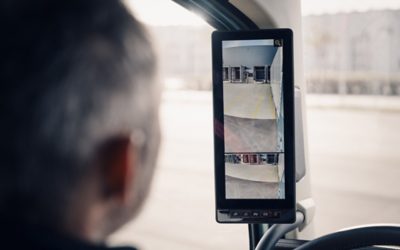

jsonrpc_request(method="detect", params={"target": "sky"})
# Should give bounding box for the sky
[302,0,400,15]
[124,0,400,26]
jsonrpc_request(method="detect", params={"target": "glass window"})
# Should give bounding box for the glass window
[231,67,242,82]
[253,66,266,82]
[109,0,400,247]
[302,0,400,238]
[223,67,230,81]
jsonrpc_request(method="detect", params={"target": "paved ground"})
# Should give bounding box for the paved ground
[223,83,278,153]
[224,115,277,152]
[307,102,400,237]
[223,83,276,119]
[225,163,279,199]
[225,163,279,183]
[109,91,400,249]
[226,175,279,199]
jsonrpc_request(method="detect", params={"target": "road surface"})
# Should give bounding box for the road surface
[224,115,277,152]
[226,175,279,199]
[223,83,278,152]
[223,83,276,119]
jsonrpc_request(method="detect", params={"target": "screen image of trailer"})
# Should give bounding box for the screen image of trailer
[222,39,285,199]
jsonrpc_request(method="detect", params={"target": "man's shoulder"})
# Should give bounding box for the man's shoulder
[0,221,137,250]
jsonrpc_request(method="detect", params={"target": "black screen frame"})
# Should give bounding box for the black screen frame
[212,29,295,223]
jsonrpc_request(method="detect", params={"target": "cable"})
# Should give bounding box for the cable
[255,211,305,250]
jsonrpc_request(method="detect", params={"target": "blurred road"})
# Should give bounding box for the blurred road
[109,91,400,249]
[307,97,400,237]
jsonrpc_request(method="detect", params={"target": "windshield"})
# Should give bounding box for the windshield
[109,0,400,249]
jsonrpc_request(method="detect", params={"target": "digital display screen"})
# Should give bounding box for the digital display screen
[222,39,285,200]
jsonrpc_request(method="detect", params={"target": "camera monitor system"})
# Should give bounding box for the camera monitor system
[212,29,295,223]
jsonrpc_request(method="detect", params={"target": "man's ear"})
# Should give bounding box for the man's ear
[97,136,137,204]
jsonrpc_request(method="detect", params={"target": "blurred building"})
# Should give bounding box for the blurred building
[149,9,400,94]
[150,25,213,90]
[224,153,280,165]
[303,9,400,95]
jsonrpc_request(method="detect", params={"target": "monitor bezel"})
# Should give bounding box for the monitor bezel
[212,29,295,223]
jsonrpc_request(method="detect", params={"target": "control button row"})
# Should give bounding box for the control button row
[230,210,280,218]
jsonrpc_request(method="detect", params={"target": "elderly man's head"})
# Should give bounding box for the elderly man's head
[0,0,160,241]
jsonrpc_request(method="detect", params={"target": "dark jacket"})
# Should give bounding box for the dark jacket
[1,221,137,250]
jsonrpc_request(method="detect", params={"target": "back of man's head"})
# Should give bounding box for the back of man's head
[0,0,160,241]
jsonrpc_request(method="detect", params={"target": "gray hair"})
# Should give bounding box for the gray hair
[0,0,159,224]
